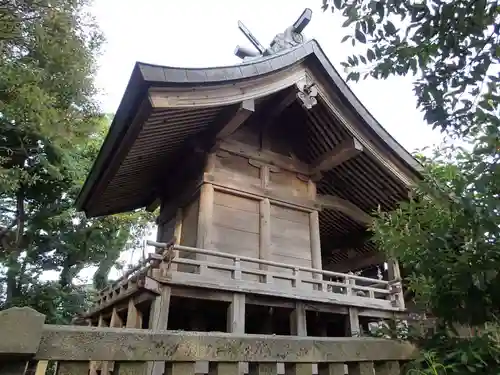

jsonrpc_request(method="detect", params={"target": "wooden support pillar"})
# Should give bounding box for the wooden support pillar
[196,182,214,250]
[227,293,246,333]
[290,301,307,336]
[307,179,316,200]
[309,210,322,282]
[34,361,48,375]
[126,299,143,329]
[259,198,271,271]
[169,208,183,272]
[110,307,123,327]
[346,276,360,337]
[387,257,405,309]
[197,151,216,253]
[227,293,247,375]
[347,308,360,337]
[148,286,172,375]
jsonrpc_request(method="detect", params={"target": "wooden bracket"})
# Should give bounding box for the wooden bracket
[310,137,364,177]
[215,99,255,140]
[316,194,372,225]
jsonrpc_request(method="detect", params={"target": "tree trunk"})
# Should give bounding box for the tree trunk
[5,188,26,306]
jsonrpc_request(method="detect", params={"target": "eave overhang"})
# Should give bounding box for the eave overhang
[76,40,423,217]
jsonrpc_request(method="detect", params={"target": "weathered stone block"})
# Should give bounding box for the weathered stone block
[0,307,46,357]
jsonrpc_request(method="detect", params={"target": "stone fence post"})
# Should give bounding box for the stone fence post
[0,307,47,375]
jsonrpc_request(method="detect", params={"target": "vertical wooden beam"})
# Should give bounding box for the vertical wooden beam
[147,286,172,375]
[227,293,246,334]
[290,301,307,336]
[170,207,183,272]
[197,152,216,253]
[346,276,360,337]
[260,165,270,189]
[126,299,143,329]
[307,179,316,200]
[174,208,183,245]
[34,361,48,375]
[387,257,401,280]
[387,257,405,309]
[309,210,322,282]
[347,307,360,337]
[259,198,271,271]
[110,307,123,328]
[196,183,214,250]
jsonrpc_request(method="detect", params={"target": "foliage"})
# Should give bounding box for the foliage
[372,148,500,328]
[322,0,500,136]
[322,0,500,373]
[0,1,154,323]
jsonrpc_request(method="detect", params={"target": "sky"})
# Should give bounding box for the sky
[72,0,444,282]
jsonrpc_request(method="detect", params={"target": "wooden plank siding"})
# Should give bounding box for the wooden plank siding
[178,197,199,273]
[211,191,260,281]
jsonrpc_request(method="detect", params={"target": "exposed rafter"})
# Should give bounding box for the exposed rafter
[215,99,255,140]
[316,194,372,226]
[311,138,363,180]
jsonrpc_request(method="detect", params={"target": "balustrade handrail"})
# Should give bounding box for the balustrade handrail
[147,240,390,285]
[0,307,417,363]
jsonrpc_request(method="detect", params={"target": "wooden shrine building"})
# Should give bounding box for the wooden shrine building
[74,8,422,364]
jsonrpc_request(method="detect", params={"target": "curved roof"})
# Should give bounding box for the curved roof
[76,39,422,217]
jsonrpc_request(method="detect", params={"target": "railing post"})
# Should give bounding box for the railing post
[0,307,46,375]
[259,198,271,274]
[292,267,300,288]
[387,256,405,309]
[345,274,361,337]
[233,257,242,280]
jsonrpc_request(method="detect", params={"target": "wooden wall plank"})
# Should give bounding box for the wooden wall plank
[179,197,199,273]
[270,205,309,224]
[213,204,259,234]
[214,191,259,213]
[270,205,312,268]
[268,169,309,198]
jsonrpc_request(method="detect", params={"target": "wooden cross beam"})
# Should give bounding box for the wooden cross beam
[311,138,364,180]
[316,194,372,226]
[215,99,255,140]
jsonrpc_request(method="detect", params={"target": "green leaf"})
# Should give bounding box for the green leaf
[384,21,397,34]
[367,49,376,61]
[346,71,360,82]
[355,29,367,43]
